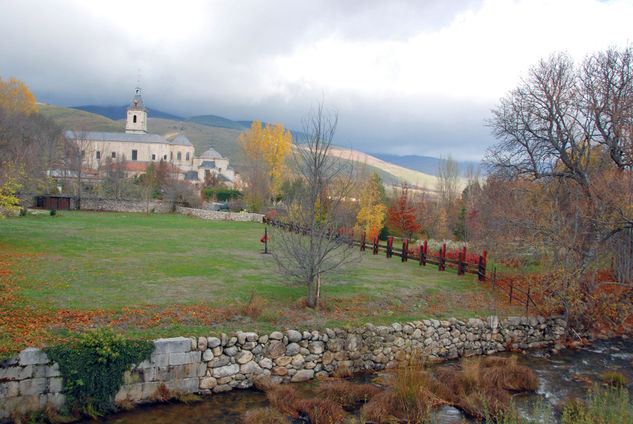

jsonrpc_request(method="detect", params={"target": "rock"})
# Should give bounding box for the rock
[224,346,238,356]
[308,341,324,354]
[275,356,293,367]
[213,384,232,393]
[259,358,273,369]
[322,351,334,365]
[291,369,314,382]
[208,355,231,368]
[269,331,283,340]
[286,330,302,343]
[291,354,305,368]
[272,366,288,376]
[266,341,286,359]
[236,351,253,364]
[207,337,221,348]
[213,364,240,378]
[286,343,301,356]
[197,337,207,351]
[240,361,263,375]
[346,335,362,352]
[199,377,217,389]
[202,349,214,361]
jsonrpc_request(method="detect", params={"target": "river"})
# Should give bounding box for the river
[83,337,633,423]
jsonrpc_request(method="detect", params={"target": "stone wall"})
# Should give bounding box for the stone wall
[175,206,263,223]
[80,198,172,214]
[0,316,565,422]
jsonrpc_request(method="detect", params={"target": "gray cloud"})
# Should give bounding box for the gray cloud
[1,0,630,162]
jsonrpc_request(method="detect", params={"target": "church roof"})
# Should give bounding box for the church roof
[171,133,193,146]
[200,147,223,159]
[65,130,170,145]
[199,161,216,168]
[129,87,145,110]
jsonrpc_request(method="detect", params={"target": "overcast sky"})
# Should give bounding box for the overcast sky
[2,0,632,160]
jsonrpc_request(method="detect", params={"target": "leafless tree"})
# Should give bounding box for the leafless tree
[270,103,358,308]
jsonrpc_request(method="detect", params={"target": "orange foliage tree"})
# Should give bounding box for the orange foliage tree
[386,183,421,238]
[0,77,36,116]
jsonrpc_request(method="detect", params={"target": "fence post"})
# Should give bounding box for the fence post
[509,281,513,304]
[264,227,268,254]
[422,241,427,266]
[492,267,496,290]
[482,250,487,281]
[458,252,464,275]
[526,287,530,315]
[373,235,379,255]
[402,239,408,262]
[478,256,484,281]
[387,236,393,258]
[361,232,366,251]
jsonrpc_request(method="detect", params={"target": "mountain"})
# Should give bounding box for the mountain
[370,153,481,177]
[187,115,249,131]
[37,103,124,132]
[72,105,183,121]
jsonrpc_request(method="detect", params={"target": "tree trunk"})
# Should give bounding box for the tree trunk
[306,274,320,308]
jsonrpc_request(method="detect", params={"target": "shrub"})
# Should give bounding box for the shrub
[19,207,27,216]
[315,381,380,408]
[561,385,633,424]
[50,208,56,216]
[46,329,154,418]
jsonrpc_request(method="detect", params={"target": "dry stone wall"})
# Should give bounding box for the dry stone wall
[175,206,263,223]
[0,316,566,422]
[80,198,172,213]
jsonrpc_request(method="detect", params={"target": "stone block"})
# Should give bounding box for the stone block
[178,378,200,393]
[46,392,66,409]
[153,337,191,354]
[19,377,47,396]
[207,337,221,348]
[236,351,253,364]
[141,382,160,399]
[0,381,19,398]
[213,384,232,393]
[240,361,262,375]
[48,377,63,393]
[286,330,302,343]
[169,351,201,366]
[32,365,47,378]
[203,349,214,361]
[19,348,49,366]
[127,383,143,402]
[150,353,169,367]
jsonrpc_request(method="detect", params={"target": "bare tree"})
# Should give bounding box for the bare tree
[270,104,358,308]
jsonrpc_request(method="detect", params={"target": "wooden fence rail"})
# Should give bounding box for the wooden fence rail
[263,218,487,281]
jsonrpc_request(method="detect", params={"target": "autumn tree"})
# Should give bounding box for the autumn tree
[386,182,422,238]
[270,103,357,308]
[355,172,387,239]
[0,77,36,116]
[238,120,293,210]
[486,47,633,329]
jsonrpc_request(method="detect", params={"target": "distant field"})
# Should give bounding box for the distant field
[0,211,517,356]
[37,103,125,132]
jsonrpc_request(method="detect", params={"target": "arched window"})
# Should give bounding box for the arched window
[177,152,182,160]
[133,115,137,123]
[186,152,190,161]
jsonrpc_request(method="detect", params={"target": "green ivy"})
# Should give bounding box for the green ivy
[46,329,154,418]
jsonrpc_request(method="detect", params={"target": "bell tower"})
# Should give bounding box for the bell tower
[125,87,147,134]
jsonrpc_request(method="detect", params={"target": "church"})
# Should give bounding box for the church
[66,88,238,188]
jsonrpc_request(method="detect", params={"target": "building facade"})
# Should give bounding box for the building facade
[66,88,238,187]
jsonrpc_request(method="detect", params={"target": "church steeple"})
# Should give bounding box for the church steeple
[125,87,147,134]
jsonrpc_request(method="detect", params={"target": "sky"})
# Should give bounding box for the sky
[1,0,632,160]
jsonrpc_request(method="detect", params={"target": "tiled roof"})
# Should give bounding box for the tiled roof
[171,133,193,146]
[200,147,223,159]
[199,161,216,168]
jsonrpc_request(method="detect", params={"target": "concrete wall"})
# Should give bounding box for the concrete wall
[0,316,565,421]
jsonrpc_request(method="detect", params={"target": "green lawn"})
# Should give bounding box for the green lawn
[0,211,515,354]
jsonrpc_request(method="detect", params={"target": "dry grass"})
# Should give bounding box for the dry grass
[480,356,539,392]
[296,398,346,424]
[240,407,288,424]
[315,381,381,408]
[239,290,267,320]
[333,363,353,378]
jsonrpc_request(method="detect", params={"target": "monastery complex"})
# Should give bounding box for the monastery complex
[66,88,239,188]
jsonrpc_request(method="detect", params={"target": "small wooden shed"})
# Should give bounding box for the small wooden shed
[35,195,77,210]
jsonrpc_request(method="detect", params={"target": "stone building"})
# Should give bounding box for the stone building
[66,88,238,187]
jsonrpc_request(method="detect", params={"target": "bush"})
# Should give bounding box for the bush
[202,188,242,202]
[46,329,154,418]
[599,371,628,387]
[50,208,56,216]
[19,207,27,216]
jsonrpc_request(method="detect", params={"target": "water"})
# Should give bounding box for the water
[84,338,633,423]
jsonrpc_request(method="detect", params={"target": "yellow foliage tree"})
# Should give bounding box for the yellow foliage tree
[0,163,24,218]
[0,77,36,115]
[238,120,293,209]
[355,173,387,239]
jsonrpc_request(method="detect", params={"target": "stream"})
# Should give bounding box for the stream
[83,338,633,423]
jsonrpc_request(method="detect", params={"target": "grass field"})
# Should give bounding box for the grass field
[0,211,518,356]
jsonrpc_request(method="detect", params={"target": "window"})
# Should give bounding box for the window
[96,151,100,159]
[152,154,156,161]
[163,154,167,160]
[133,115,137,123]
[132,150,138,161]
[186,152,190,161]
[112,152,116,158]
[177,152,182,160]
